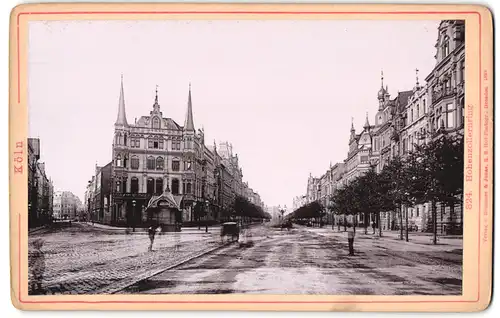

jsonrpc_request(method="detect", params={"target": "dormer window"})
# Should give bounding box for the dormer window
[152,117,160,129]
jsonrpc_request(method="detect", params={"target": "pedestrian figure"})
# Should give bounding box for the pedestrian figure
[148,224,160,251]
[347,223,355,256]
[28,238,46,295]
[372,221,376,235]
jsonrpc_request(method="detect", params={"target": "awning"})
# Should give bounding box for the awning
[146,189,183,211]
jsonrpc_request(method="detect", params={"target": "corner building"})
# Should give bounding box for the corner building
[110,78,206,225]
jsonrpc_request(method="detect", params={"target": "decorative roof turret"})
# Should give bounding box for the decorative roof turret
[364,112,370,130]
[184,83,195,131]
[115,74,128,126]
[377,70,387,100]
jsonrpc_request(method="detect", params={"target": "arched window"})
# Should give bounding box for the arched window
[442,35,450,57]
[115,154,122,167]
[123,155,128,168]
[155,178,163,195]
[124,134,127,146]
[459,98,465,126]
[185,182,192,194]
[131,156,140,170]
[147,178,154,194]
[116,180,121,192]
[153,117,160,129]
[171,179,180,195]
[122,178,127,193]
[131,177,139,193]
[147,156,155,170]
[172,159,180,171]
[156,157,164,170]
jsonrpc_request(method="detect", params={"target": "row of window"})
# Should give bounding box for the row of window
[117,135,187,150]
[116,155,193,172]
[408,99,427,124]
[116,177,194,195]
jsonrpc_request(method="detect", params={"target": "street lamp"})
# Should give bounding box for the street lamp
[132,199,136,232]
[205,199,209,233]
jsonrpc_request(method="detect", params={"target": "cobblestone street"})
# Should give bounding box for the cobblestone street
[28,223,222,294]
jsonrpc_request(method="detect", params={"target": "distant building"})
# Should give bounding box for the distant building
[53,191,81,220]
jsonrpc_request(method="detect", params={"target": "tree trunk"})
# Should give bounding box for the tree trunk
[378,212,383,237]
[432,200,437,245]
[364,212,368,235]
[343,215,347,232]
[449,202,454,234]
[399,205,404,240]
[405,206,409,242]
[460,193,463,234]
[441,204,445,234]
[338,215,341,231]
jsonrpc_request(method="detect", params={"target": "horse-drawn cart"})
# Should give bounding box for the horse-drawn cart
[220,222,240,243]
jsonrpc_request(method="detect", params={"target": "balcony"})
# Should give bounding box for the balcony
[431,87,455,105]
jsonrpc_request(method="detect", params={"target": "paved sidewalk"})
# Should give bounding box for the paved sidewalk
[301,227,463,252]
[81,222,221,235]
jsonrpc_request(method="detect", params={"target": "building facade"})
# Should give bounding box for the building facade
[28,138,54,227]
[53,191,82,220]
[99,78,263,227]
[298,20,464,234]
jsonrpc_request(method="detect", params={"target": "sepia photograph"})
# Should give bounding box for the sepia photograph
[9,2,493,312]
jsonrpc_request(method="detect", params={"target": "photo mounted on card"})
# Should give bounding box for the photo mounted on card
[9,2,493,312]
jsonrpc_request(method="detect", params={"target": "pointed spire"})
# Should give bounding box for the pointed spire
[380,70,384,88]
[415,68,420,86]
[115,74,128,126]
[350,117,355,132]
[364,112,370,129]
[184,83,195,131]
[152,85,160,112]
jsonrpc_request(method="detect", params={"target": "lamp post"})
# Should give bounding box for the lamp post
[205,199,209,233]
[132,200,136,232]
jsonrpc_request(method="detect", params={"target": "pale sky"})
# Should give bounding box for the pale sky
[28,19,440,209]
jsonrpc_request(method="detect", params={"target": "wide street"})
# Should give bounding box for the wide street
[30,223,462,295]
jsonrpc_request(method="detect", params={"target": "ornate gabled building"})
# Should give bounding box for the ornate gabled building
[110,77,207,225]
[102,77,264,227]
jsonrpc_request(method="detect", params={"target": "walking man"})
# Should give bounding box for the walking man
[372,221,376,235]
[148,225,159,252]
[347,223,355,256]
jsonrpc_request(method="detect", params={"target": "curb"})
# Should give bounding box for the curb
[95,241,235,294]
[81,223,221,235]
